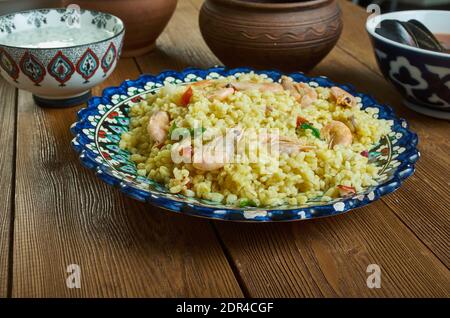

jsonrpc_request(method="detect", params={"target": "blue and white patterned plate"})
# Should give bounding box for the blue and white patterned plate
[70,67,419,222]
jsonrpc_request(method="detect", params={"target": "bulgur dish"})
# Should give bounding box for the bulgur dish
[120,73,393,207]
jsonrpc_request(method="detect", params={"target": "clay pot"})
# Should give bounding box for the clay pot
[68,0,178,57]
[199,0,343,72]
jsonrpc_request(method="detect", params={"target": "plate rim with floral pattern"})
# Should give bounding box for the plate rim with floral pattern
[70,67,419,222]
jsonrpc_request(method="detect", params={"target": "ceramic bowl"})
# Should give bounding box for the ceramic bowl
[71,67,419,222]
[366,10,450,120]
[0,8,125,107]
[199,0,342,72]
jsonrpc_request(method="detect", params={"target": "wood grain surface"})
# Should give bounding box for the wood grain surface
[2,0,449,298]
[215,202,450,297]
[0,78,16,298]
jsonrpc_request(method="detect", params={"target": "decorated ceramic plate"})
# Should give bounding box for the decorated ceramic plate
[71,67,419,222]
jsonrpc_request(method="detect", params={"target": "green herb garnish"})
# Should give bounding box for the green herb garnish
[189,127,206,137]
[239,199,258,208]
[168,122,178,138]
[299,123,320,139]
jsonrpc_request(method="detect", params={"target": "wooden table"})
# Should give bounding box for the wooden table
[1,0,449,298]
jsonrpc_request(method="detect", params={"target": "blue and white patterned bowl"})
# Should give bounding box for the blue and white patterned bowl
[366,10,450,120]
[0,8,124,107]
[71,67,419,222]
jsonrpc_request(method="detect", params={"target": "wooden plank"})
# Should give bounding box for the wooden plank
[0,78,16,297]
[12,58,242,297]
[143,0,450,296]
[381,169,450,267]
[215,200,450,297]
[336,0,380,73]
[190,0,203,10]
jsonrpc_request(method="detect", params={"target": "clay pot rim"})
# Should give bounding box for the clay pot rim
[210,0,333,10]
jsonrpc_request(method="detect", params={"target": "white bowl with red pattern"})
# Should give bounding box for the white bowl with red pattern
[0,7,124,107]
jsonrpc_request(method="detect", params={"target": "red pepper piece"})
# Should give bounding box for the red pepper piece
[180,86,193,106]
[337,185,356,196]
[296,116,308,127]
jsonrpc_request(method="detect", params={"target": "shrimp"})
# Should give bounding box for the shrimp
[260,134,315,155]
[193,128,243,171]
[337,185,356,197]
[280,76,317,108]
[281,76,301,100]
[208,86,235,101]
[296,82,318,108]
[231,81,283,93]
[147,110,170,146]
[330,86,357,108]
[347,115,358,132]
[321,121,353,149]
[277,135,315,154]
